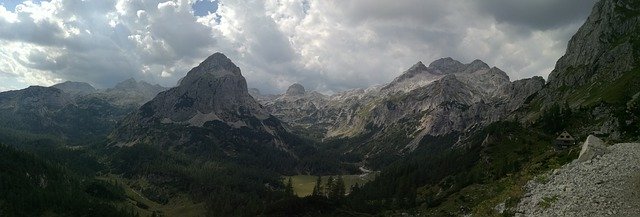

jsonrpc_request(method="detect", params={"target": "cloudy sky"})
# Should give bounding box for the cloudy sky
[0,0,597,94]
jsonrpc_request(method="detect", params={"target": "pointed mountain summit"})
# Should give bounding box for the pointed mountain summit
[179,52,242,86]
[389,61,432,84]
[408,61,428,71]
[134,52,266,124]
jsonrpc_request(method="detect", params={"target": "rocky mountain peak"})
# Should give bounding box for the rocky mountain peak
[121,52,265,126]
[285,83,306,96]
[179,52,242,86]
[409,61,428,71]
[465,59,491,73]
[428,57,465,74]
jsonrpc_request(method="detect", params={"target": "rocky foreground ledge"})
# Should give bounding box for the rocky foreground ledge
[516,136,640,216]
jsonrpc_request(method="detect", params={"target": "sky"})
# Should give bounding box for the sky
[0,0,598,94]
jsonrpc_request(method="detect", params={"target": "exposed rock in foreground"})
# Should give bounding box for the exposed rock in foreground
[515,141,640,216]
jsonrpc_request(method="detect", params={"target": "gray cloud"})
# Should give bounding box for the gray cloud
[0,0,598,94]
[473,0,598,30]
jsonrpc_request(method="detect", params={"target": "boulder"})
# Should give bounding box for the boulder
[578,135,610,162]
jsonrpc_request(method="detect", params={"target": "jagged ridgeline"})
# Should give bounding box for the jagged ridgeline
[259,57,545,169]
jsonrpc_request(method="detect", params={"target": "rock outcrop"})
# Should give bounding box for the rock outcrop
[578,135,611,162]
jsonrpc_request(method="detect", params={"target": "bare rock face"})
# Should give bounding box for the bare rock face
[541,0,640,107]
[578,135,611,162]
[138,52,268,125]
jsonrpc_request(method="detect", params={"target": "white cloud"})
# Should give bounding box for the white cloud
[0,0,596,94]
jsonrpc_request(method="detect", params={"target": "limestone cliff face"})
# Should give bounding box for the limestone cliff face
[542,0,640,107]
[525,0,640,141]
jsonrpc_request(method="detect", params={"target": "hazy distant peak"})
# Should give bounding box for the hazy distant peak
[51,81,96,97]
[285,83,306,96]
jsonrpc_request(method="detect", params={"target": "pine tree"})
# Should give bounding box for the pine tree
[328,176,345,200]
[336,176,345,199]
[285,177,294,196]
[350,183,360,195]
[311,176,323,197]
[325,176,334,197]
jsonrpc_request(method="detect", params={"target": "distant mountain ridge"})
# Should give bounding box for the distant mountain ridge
[0,78,167,142]
[258,58,544,166]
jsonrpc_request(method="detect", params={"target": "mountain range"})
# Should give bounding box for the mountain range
[0,0,639,216]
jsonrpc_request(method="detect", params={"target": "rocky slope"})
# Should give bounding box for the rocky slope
[261,83,329,131]
[515,137,640,216]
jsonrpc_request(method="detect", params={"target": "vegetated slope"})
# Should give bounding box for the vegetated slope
[345,122,577,216]
[0,144,134,217]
